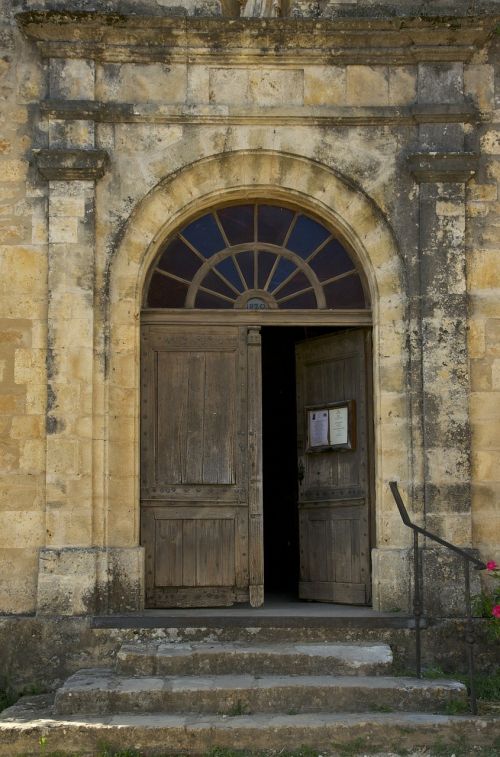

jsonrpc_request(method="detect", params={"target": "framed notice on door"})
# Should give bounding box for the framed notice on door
[306,401,356,452]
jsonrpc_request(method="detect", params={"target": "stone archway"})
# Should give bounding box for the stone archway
[107,150,410,612]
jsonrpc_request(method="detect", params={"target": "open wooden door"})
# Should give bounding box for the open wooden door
[141,324,263,608]
[295,329,372,604]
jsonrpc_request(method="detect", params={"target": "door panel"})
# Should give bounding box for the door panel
[296,330,371,604]
[141,325,262,608]
[155,350,236,485]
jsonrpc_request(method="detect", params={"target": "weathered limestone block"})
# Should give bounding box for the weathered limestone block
[37,547,145,615]
[49,59,95,100]
[208,68,304,106]
[492,359,500,389]
[249,69,304,106]
[472,480,500,553]
[0,511,44,550]
[0,548,38,615]
[346,66,389,106]
[303,66,346,106]
[418,63,465,151]
[480,128,500,154]
[464,64,494,114]
[389,67,417,105]
[421,547,481,617]
[419,63,464,105]
[114,124,183,153]
[96,63,188,103]
[371,548,411,613]
[469,249,500,291]
[49,119,95,150]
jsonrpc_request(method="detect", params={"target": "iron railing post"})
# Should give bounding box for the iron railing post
[414,529,422,678]
[464,558,478,715]
[389,481,487,713]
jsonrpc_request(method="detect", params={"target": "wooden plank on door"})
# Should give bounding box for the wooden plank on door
[296,330,372,605]
[140,324,260,608]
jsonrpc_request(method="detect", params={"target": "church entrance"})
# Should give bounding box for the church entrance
[140,202,373,608]
[262,327,372,604]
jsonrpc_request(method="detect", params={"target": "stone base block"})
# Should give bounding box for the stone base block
[421,546,482,618]
[371,547,412,613]
[36,547,144,616]
[371,546,482,618]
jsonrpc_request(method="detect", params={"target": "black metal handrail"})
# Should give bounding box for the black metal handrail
[390,481,486,714]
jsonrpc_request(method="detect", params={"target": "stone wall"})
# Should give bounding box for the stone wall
[0,3,47,613]
[0,1,499,617]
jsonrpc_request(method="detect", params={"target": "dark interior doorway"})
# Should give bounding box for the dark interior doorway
[261,326,339,598]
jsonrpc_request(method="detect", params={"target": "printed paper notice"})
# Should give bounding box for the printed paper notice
[309,410,329,447]
[329,406,349,446]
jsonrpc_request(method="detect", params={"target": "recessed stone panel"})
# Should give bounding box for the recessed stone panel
[96,63,188,104]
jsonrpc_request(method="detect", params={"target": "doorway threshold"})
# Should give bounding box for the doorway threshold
[91,595,417,629]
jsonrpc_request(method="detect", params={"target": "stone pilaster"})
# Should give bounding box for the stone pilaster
[34,58,143,615]
[407,61,480,615]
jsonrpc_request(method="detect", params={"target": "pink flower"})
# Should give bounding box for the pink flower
[487,561,498,571]
[492,606,500,619]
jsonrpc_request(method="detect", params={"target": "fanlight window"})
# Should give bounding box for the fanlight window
[145,204,369,310]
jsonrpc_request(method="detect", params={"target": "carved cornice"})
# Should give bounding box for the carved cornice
[408,152,479,183]
[17,11,499,65]
[40,100,479,127]
[34,148,110,181]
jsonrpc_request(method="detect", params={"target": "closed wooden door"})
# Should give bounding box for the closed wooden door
[141,324,263,608]
[295,330,372,604]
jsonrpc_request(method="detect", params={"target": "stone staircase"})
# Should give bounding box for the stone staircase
[54,640,464,718]
[3,630,498,756]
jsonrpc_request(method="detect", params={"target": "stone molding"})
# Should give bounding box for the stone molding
[40,100,480,127]
[407,152,479,183]
[17,11,498,64]
[34,148,110,181]
[409,103,478,125]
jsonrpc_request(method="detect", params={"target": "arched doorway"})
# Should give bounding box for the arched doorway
[141,201,374,608]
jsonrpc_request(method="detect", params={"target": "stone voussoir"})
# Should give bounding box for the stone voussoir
[54,668,467,717]
[116,640,394,676]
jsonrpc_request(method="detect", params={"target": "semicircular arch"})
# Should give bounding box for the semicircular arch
[106,149,410,566]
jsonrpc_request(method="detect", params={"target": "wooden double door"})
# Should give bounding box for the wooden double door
[141,323,372,608]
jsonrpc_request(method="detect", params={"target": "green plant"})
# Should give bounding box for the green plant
[214,747,323,757]
[443,698,469,715]
[224,699,248,716]
[0,686,17,711]
[25,683,48,696]
[473,560,500,641]
[421,665,446,679]
[333,737,381,756]
[98,748,146,757]
[0,681,49,714]
[453,669,500,703]
[371,703,393,712]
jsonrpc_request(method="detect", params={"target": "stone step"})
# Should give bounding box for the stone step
[116,640,393,676]
[54,669,466,716]
[2,698,495,757]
